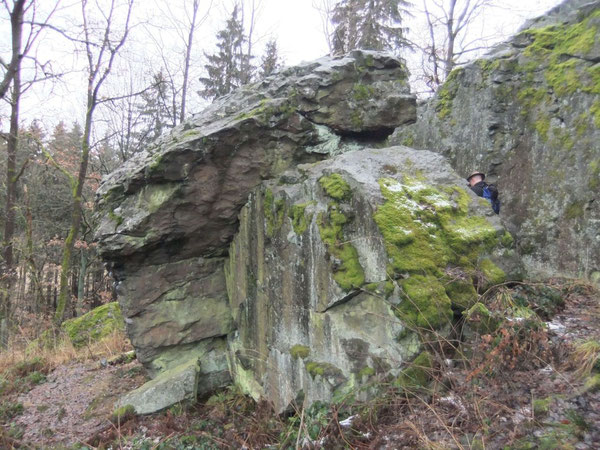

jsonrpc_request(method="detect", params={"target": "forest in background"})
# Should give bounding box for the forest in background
[0,0,559,346]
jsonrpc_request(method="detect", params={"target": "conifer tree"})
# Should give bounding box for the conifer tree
[199,5,252,100]
[259,38,282,79]
[331,0,411,54]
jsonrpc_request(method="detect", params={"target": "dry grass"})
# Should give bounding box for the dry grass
[0,328,132,378]
[573,339,600,380]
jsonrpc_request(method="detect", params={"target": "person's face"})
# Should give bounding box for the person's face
[469,175,483,186]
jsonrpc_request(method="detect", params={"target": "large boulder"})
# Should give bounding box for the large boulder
[227,146,516,411]
[95,50,416,376]
[391,0,600,281]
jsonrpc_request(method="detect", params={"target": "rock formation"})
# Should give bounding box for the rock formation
[96,50,515,413]
[391,0,600,282]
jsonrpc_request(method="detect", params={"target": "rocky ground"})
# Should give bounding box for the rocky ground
[1,279,597,449]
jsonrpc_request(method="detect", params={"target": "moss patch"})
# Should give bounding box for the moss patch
[318,210,365,291]
[436,68,463,119]
[319,174,351,201]
[317,173,365,291]
[373,176,500,322]
[264,189,286,237]
[305,361,343,379]
[397,275,453,330]
[464,302,500,335]
[520,11,600,97]
[395,352,433,390]
[289,203,313,235]
[565,200,585,220]
[110,404,136,425]
[290,345,310,360]
[61,302,124,348]
[479,258,506,289]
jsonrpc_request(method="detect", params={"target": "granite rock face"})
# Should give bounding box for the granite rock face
[391,0,600,281]
[95,49,516,413]
[226,146,514,411]
[95,50,416,377]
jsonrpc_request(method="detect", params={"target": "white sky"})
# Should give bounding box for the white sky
[0,0,564,139]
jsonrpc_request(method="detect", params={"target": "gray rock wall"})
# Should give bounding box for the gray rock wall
[226,147,514,411]
[95,51,416,376]
[391,0,600,281]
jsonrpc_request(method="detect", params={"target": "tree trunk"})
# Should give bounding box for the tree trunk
[0,6,24,345]
[77,250,87,315]
[54,106,93,324]
[180,0,199,123]
[444,0,457,77]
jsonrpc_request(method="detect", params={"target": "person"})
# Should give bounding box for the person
[466,171,500,214]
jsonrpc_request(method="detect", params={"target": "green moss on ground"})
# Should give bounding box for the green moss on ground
[61,302,125,348]
[565,200,585,220]
[533,396,553,417]
[463,302,500,335]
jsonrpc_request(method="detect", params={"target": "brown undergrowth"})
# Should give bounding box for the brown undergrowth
[2,279,599,449]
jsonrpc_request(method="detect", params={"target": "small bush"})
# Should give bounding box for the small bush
[110,404,136,425]
[0,401,24,421]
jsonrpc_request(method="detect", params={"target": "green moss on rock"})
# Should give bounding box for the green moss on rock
[318,209,365,291]
[478,258,506,289]
[445,278,478,310]
[436,68,463,119]
[305,361,342,379]
[395,352,433,389]
[289,203,312,235]
[397,275,453,330]
[62,302,124,348]
[317,174,365,291]
[264,189,286,237]
[290,345,310,360]
[319,174,352,201]
[358,366,375,379]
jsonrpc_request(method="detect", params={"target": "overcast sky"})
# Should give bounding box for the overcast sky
[1,0,564,137]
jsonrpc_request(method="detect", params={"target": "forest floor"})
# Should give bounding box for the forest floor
[1,278,599,449]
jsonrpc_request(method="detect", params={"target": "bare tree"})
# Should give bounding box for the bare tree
[55,0,134,325]
[144,0,212,125]
[312,0,336,55]
[417,0,493,90]
[0,0,25,100]
[0,0,58,346]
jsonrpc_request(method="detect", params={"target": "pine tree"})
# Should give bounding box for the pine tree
[331,0,411,54]
[259,38,283,79]
[199,5,252,100]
